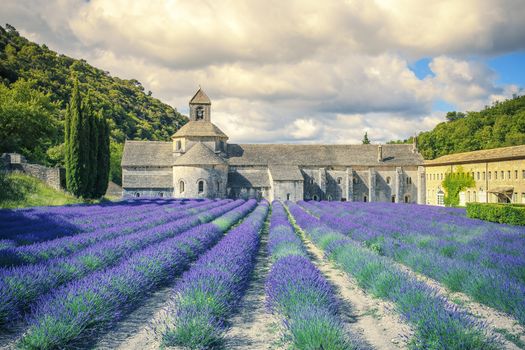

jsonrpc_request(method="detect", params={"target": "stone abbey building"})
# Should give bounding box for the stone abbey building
[121,89,426,203]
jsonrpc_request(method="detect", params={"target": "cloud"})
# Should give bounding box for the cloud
[1,0,523,145]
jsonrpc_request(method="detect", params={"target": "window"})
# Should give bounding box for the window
[363,195,368,202]
[159,192,164,198]
[312,195,319,201]
[513,192,518,203]
[508,170,511,180]
[337,177,342,184]
[467,191,470,202]
[341,198,346,202]
[437,190,444,206]
[473,191,477,202]
[310,178,314,185]
[216,181,220,192]
[195,106,204,120]
[386,176,391,184]
[477,172,480,180]
[404,195,410,203]
[406,177,412,185]
[135,192,140,198]
[176,140,181,151]
[327,195,332,201]
[353,178,358,184]
[483,172,486,180]
[522,170,525,179]
[391,195,396,203]
[286,193,291,201]
[179,181,185,193]
[495,171,498,180]
[516,170,519,179]
[522,193,525,203]
[501,171,504,179]
[198,180,204,193]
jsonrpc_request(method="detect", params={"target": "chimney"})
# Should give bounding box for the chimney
[412,135,418,153]
[377,144,383,162]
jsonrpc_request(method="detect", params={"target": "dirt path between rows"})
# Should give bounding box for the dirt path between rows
[392,261,525,350]
[299,232,413,350]
[222,227,285,349]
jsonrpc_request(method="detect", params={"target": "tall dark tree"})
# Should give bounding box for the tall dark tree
[94,110,110,198]
[65,79,84,197]
[84,92,98,198]
[362,131,371,144]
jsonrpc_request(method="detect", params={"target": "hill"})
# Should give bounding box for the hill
[389,95,525,159]
[0,24,187,184]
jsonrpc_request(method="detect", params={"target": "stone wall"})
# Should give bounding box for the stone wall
[1,153,65,190]
[272,180,304,202]
[173,164,228,199]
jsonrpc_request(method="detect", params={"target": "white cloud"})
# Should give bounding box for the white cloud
[1,0,524,144]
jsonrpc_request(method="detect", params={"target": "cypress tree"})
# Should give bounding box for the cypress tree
[94,110,110,198]
[84,92,98,198]
[78,92,91,198]
[65,79,83,197]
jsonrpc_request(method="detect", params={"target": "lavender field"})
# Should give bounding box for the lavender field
[0,199,524,349]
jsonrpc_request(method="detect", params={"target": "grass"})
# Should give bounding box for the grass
[0,172,110,209]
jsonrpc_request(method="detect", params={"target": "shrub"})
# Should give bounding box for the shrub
[466,203,525,226]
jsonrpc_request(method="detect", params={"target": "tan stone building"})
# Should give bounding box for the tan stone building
[425,145,525,206]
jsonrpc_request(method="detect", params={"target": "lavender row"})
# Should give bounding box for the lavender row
[287,202,499,349]
[0,199,227,267]
[266,201,350,349]
[0,200,186,244]
[161,201,269,348]
[0,200,248,327]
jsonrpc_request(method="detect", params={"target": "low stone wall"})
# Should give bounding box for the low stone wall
[10,163,65,190]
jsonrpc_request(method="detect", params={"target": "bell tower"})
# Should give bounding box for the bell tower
[189,88,211,122]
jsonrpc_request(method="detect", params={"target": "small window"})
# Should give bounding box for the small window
[386,176,391,184]
[483,172,485,180]
[216,180,220,192]
[198,180,204,193]
[404,195,410,203]
[176,140,181,151]
[353,178,358,184]
[327,195,332,201]
[437,190,444,206]
[477,172,480,180]
[406,177,412,185]
[179,181,185,193]
[508,170,511,180]
[467,191,470,202]
[159,192,164,198]
[286,193,291,201]
[363,195,368,202]
[495,171,498,180]
[135,192,140,198]
[501,171,504,179]
[515,170,518,179]
[310,178,314,185]
[312,195,319,201]
[196,106,204,120]
[337,177,342,185]
[473,191,477,202]
[522,170,525,179]
[391,195,395,203]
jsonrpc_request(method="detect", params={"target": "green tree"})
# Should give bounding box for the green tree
[362,131,371,144]
[84,92,98,198]
[94,110,110,198]
[0,80,58,161]
[65,79,84,197]
[441,166,475,207]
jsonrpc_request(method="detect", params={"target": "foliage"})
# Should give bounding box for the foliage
[0,24,187,182]
[362,131,370,144]
[0,79,59,163]
[441,166,475,207]
[109,141,123,185]
[415,96,525,159]
[466,203,525,226]
[0,172,81,209]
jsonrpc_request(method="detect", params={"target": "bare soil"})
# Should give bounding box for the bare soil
[299,232,413,350]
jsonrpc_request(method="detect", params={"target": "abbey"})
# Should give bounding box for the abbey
[121,88,426,203]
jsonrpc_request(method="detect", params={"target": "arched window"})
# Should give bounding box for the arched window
[473,191,477,202]
[391,195,396,203]
[198,180,204,193]
[467,191,470,202]
[196,106,204,120]
[327,195,333,201]
[309,178,314,185]
[176,140,181,151]
[179,181,185,193]
[386,176,391,184]
[312,195,319,201]
[353,178,358,184]
[286,193,291,201]
[159,192,164,198]
[216,180,220,192]
[404,195,410,203]
[406,177,412,185]
[337,177,342,184]
[363,195,368,202]
[135,192,140,198]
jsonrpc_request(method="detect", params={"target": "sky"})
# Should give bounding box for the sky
[2,0,525,144]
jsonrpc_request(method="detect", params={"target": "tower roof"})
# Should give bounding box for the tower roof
[189,88,211,105]
[173,142,227,166]
[172,121,228,139]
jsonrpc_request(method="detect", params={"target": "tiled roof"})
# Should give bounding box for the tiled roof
[172,121,228,138]
[174,142,227,166]
[189,88,211,105]
[425,145,525,165]
[121,141,173,167]
[227,144,423,166]
[269,164,304,181]
[228,169,271,188]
